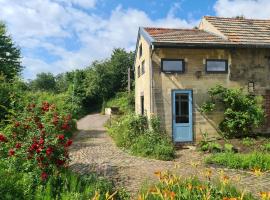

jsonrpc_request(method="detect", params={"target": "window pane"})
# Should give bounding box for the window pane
[163,60,183,72]
[207,60,227,72]
[175,94,189,123]
[142,61,145,74]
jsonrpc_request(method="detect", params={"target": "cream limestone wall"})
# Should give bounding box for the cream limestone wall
[135,35,151,118]
[151,48,270,142]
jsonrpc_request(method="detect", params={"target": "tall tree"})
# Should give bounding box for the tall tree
[0,22,22,81]
[30,72,56,91]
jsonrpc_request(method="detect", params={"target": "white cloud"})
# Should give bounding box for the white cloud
[0,0,197,79]
[214,0,270,19]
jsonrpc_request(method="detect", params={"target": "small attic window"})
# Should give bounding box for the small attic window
[139,44,142,58]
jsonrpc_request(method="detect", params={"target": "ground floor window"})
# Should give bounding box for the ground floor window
[140,95,144,115]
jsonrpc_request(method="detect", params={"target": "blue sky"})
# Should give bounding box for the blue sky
[0,0,269,79]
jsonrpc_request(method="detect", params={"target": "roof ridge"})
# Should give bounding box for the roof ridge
[143,27,202,31]
[204,15,270,21]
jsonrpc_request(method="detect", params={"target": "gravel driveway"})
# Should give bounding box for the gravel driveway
[69,113,270,197]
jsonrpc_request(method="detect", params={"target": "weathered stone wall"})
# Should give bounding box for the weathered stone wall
[151,48,270,142]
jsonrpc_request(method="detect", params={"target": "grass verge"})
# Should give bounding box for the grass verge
[205,152,270,171]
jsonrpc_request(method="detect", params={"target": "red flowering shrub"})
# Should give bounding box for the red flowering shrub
[0,102,76,182]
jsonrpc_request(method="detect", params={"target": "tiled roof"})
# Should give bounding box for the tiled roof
[204,16,270,45]
[143,27,233,45]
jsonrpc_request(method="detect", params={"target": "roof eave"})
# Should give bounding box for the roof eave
[152,42,270,49]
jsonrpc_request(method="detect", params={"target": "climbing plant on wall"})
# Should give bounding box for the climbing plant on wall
[200,85,265,138]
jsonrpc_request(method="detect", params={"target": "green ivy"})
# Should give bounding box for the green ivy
[201,85,265,138]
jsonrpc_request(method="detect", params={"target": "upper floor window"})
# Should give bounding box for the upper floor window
[141,61,145,75]
[161,59,185,73]
[138,65,141,78]
[206,59,228,73]
[139,44,142,58]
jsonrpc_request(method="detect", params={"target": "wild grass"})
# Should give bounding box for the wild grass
[205,152,270,171]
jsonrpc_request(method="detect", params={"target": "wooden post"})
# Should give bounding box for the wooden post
[128,67,131,93]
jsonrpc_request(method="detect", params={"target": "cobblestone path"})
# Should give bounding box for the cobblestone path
[70,114,270,198]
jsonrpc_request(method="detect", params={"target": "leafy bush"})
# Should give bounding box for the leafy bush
[139,171,255,200]
[107,114,175,160]
[0,102,76,182]
[224,143,234,152]
[104,91,135,114]
[24,91,83,119]
[242,137,255,146]
[262,142,270,152]
[199,141,222,153]
[131,131,175,161]
[200,85,264,138]
[206,152,270,171]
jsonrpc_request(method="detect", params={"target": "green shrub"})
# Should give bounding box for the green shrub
[206,152,270,171]
[149,115,161,133]
[200,85,264,138]
[242,137,255,146]
[131,130,174,161]
[104,91,134,114]
[262,142,270,152]
[108,114,175,160]
[198,141,222,153]
[224,143,234,152]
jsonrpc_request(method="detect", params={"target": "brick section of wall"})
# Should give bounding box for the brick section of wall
[264,90,270,128]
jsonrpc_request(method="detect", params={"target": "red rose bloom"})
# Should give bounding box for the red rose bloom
[0,134,7,142]
[15,143,21,149]
[39,138,44,145]
[42,102,50,112]
[46,147,53,156]
[14,121,20,127]
[41,171,48,181]
[37,123,44,130]
[58,134,65,140]
[65,139,73,147]
[56,159,65,166]
[8,149,15,157]
[61,123,70,131]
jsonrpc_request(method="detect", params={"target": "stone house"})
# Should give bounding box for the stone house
[134,16,270,143]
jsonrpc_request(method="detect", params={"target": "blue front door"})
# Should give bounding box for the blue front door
[172,90,193,142]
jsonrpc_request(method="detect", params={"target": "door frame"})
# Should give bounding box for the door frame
[171,89,193,142]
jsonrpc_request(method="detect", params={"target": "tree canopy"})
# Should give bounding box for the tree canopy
[0,22,22,81]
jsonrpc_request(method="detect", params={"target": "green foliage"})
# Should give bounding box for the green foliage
[107,114,175,160]
[200,85,265,137]
[84,49,134,106]
[104,91,135,114]
[0,22,22,81]
[0,164,113,200]
[242,137,255,146]
[262,142,270,152]
[224,143,234,152]
[30,73,56,92]
[149,115,161,133]
[0,76,27,123]
[206,152,270,171]
[139,171,255,200]
[199,141,222,153]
